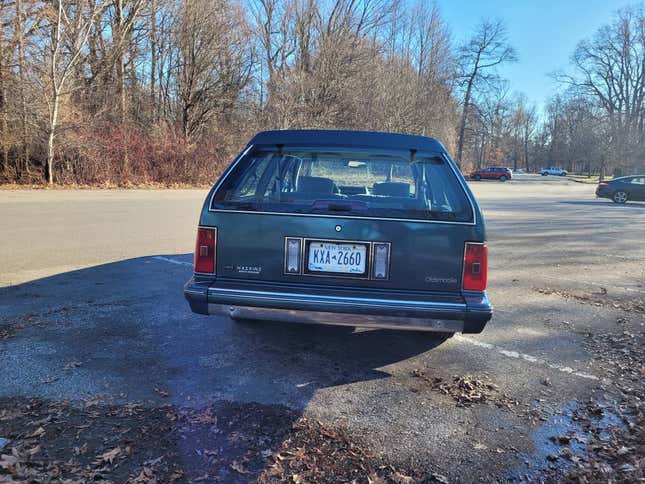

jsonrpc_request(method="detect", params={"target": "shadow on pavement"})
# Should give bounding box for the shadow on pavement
[0,254,447,481]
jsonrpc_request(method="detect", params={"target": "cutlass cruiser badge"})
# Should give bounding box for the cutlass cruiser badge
[237,265,262,274]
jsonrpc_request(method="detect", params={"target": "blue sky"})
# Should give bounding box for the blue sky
[436,0,638,110]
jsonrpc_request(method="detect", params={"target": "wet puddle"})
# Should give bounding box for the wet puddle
[507,399,622,480]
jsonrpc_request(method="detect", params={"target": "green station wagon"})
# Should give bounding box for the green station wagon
[184,130,492,335]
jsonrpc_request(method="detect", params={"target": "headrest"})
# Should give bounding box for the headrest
[298,176,335,194]
[372,182,411,197]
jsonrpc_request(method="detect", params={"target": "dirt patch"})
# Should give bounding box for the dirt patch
[0,321,26,341]
[585,327,644,384]
[258,418,442,483]
[534,286,645,313]
[410,370,520,409]
[0,398,429,483]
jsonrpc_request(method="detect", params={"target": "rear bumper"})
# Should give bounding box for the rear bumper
[596,187,612,198]
[184,278,492,334]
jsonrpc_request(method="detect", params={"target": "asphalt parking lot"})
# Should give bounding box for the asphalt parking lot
[1,175,643,481]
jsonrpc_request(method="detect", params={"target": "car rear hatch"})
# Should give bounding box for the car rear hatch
[200,143,485,295]
[204,212,482,294]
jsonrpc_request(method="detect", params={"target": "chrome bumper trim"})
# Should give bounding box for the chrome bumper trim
[207,286,467,312]
[208,304,464,333]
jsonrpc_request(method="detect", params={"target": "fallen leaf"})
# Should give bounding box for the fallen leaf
[391,471,414,483]
[432,473,449,484]
[26,445,41,456]
[100,446,122,464]
[0,454,18,470]
[231,460,249,474]
[133,466,156,483]
[28,426,46,438]
[74,443,88,455]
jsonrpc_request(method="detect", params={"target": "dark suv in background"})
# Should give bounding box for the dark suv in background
[470,167,512,182]
[596,176,645,204]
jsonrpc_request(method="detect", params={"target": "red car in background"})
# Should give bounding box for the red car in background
[470,166,512,182]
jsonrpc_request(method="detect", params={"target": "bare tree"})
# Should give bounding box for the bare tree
[175,0,253,139]
[456,19,517,166]
[511,95,537,171]
[0,0,12,176]
[43,0,107,185]
[558,6,645,173]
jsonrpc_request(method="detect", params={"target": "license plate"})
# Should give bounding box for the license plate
[308,242,367,274]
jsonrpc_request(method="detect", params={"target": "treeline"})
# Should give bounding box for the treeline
[0,0,642,185]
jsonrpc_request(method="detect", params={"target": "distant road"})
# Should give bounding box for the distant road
[0,189,207,286]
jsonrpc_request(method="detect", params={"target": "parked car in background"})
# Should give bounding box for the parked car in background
[596,176,645,204]
[541,167,568,176]
[184,130,493,335]
[470,166,512,181]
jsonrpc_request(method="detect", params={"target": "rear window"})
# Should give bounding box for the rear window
[211,149,473,222]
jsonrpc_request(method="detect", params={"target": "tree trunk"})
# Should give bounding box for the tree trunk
[456,73,475,167]
[115,0,129,175]
[47,96,60,185]
[16,0,30,177]
[150,0,157,121]
[0,29,7,178]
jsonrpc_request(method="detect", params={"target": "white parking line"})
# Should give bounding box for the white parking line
[456,335,599,380]
[153,256,193,267]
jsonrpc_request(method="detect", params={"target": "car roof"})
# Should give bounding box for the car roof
[247,129,447,153]
[613,175,645,180]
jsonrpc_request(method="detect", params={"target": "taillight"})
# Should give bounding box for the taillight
[194,227,216,273]
[598,182,609,187]
[463,242,487,291]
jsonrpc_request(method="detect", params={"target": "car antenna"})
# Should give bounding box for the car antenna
[276,144,285,156]
[409,149,417,161]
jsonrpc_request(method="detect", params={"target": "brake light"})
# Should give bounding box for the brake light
[463,242,487,291]
[598,182,609,187]
[194,227,216,273]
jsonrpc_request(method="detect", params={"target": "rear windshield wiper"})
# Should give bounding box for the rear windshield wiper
[214,200,259,211]
[426,210,456,220]
[311,200,369,212]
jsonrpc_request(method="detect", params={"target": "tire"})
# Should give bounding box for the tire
[612,191,628,204]
[559,172,566,176]
[473,174,481,181]
[499,175,507,182]
[542,172,548,176]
